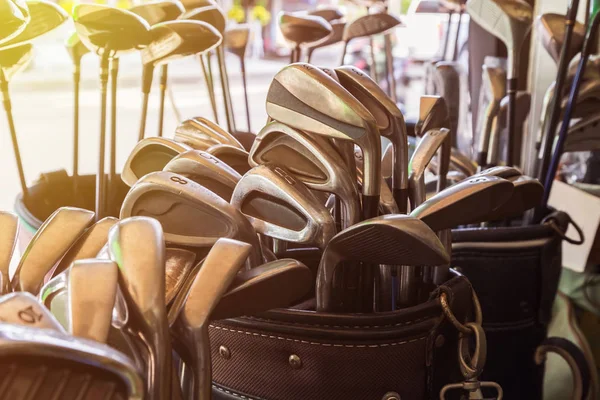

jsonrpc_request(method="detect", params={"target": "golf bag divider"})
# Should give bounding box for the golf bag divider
[450,211,581,399]
[209,271,475,400]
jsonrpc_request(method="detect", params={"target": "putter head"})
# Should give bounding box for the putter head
[72,4,151,57]
[50,217,118,281]
[163,149,241,201]
[68,259,118,344]
[342,12,403,42]
[129,0,185,25]
[0,212,18,295]
[250,121,360,225]
[107,216,171,399]
[211,259,312,320]
[121,137,192,186]
[206,143,251,175]
[0,0,67,50]
[164,248,196,305]
[181,5,226,34]
[484,175,543,220]
[231,164,336,249]
[0,0,28,45]
[278,12,332,46]
[316,214,449,312]
[174,117,244,150]
[0,292,65,331]
[12,207,95,294]
[308,7,343,22]
[141,20,222,67]
[64,32,90,65]
[224,24,250,58]
[466,0,532,77]
[0,43,33,81]
[410,175,514,229]
[120,171,262,265]
[415,95,449,136]
[536,13,585,64]
[266,63,381,204]
[0,323,144,399]
[306,20,345,51]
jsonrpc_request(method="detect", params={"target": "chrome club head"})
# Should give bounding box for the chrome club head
[163,149,241,201]
[129,0,185,26]
[108,216,171,400]
[488,91,531,165]
[335,65,409,211]
[0,0,28,45]
[206,143,252,175]
[0,0,67,50]
[266,63,382,218]
[483,175,543,221]
[0,292,65,331]
[476,65,507,166]
[12,207,95,294]
[250,121,360,227]
[0,212,18,294]
[174,117,244,150]
[316,215,449,312]
[120,171,262,266]
[278,12,332,61]
[408,128,450,208]
[68,259,118,344]
[211,258,312,320]
[171,238,252,400]
[231,164,336,249]
[38,270,69,329]
[478,165,522,179]
[224,24,250,58]
[50,216,118,281]
[164,248,196,305]
[121,137,192,186]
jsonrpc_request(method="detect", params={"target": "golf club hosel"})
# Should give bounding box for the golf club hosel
[361,122,382,199]
[315,251,344,312]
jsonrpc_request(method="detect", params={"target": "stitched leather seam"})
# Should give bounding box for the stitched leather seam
[235,315,433,329]
[212,385,256,399]
[210,325,428,347]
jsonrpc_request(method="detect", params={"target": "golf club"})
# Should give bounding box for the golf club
[206,143,251,175]
[0,211,18,295]
[278,12,332,63]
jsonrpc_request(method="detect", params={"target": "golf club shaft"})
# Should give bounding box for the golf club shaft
[96,54,110,221]
[384,34,397,103]
[340,42,349,66]
[506,78,517,166]
[369,37,378,83]
[157,65,168,138]
[200,53,219,124]
[217,46,237,133]
[72,62,80,194]
[138,92,149,142]
[109,58,119,215]
[452,10,463,61]
[240,58,251,132]
[442,10,454,60]
[1,74,28,201]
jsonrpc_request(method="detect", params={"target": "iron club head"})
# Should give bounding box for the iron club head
[206,143,252,175]
[0,212,18,295]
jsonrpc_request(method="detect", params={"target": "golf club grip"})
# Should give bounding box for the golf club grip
[362,194,379,220]
[506,79,517,167]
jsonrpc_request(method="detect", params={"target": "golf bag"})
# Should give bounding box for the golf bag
[209,269,476,400]
[451,210,585,399]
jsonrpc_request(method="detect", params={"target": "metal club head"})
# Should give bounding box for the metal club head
[0,212,18,295]
[433,62,461,140]
[68,259,118,344]
[278,12,332,46]
[121,137,192,186]
[107,216,171,400]
[129,0,185,26]
[450,147,478,176]
[410,175,514,230]
[476,65,507,165]
[342,12,402,42]
[163,149,241,201]
[478,165,522,179]
[64,31,90,66]
[179,0,215,9]
[170,238,252,400]
[211,259,312,320]
[466,0,532,78]
[224,24,250,59]
[12,207,95,294]
[231,164,337,249]
[266,63,382,218]
[408,128,450,208]
[0,0,28,45]
[142,20,222,67]
[38,270,69,329]
[164,248,196,306]
[536,13,585,65]
[120,171,262,266]
[355,148,400,214]
[488,91,531,165]
[316,214,449,312]
[415,95,450,137]
[174,117,244,150]
[308,7,343,22]
[72,4,151,57]
[50,216,118,281]
[564,112,600,153]
[0,43,33,82]
[206,143,252,175]
[0,0,67,51]
[0,292,65,331]
[181,5,226,34]
[335,65,409,210]
[483,175,543,221]
[0,324,144,399]
[250,121,361,226]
